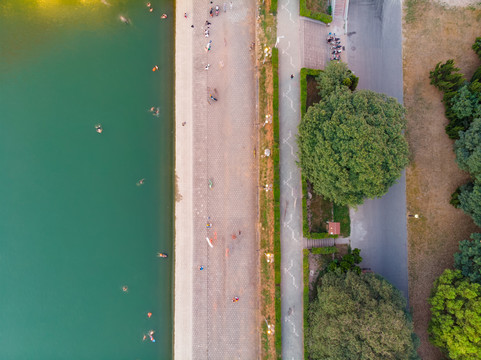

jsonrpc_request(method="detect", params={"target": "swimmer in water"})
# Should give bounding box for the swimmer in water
[136,178,145,186]
[147,2,152,6]
[142,334,147,341]
[150,106,155,112]
[119,15,130,24]
[161,14,168,19]
[95,124,103,134]
[122,286,128,292]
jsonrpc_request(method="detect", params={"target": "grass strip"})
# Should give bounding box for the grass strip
[303,249,310,360]
[333,203,350,237]
[272,47,282,359]
[270,0,277,15]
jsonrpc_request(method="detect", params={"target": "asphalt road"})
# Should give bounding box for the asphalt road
[346,0,409,300]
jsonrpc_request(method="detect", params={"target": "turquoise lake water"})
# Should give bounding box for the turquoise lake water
[0,1,174,358]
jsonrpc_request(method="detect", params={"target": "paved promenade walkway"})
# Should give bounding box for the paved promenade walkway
[174,0,258,357]
[277,0,304,359]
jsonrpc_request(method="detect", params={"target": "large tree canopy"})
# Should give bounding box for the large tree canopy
[428,269,481,360]
[454,233,481,285]
[298,86,409,206]
[307,271,419,360]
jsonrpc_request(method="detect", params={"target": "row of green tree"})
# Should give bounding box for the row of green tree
[430,38,481,226]
[428,37,481,359]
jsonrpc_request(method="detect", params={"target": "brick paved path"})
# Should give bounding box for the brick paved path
[186,0,259,358]
[301,18,328,69]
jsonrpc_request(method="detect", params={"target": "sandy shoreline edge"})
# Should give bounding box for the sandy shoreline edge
[173,0,194,357]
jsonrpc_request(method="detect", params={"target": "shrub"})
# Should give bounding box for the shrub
[450,185,462,208]
[299,0,332,24]
[458,181,481,227]
[326,248,362,274]
[473,37,481,60]
[311,246,337,255]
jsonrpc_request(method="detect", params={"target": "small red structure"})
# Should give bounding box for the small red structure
[328,222,340,235]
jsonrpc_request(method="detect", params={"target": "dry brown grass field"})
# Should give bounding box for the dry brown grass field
[403,1,481,358]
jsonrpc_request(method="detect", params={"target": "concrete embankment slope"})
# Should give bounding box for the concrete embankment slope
[174,0,194,357]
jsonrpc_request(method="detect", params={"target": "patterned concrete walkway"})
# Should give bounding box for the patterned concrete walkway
[174,0,258,357]
[277,0,304,358]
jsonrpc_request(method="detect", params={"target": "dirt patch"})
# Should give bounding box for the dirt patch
[402,2,481,359]
[307,181,332,233]
[306,75,322,108]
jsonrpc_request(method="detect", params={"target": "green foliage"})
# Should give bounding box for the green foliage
[298,86,409,206]
[458,181,481,227]
[430,60,469,139]
[473,37,481,60]
[451,185,462,208]
[471,67,481,84]
[469,79,481,94]
[303,249,310,359]
[311,246,337,255]
[455,118,481,180]
[454,233,481,285]
[451,84,480,123]
[430,60,465,94]
[349,74,359,92]
[307,271,419,360]
[428,269,481,359]
[270,0,277,15]
[326,248,362,274]
[299,0,332,23]
[316,61,358,98]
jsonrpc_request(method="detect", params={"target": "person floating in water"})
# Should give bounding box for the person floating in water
[157,253,168,258]
[136,178,145,186]
[119,15,130,24]
[152,65,159,72]
[95,124,103,133]
[122,285,128,292]
[161,13,168,19]
[147,312,152,318]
